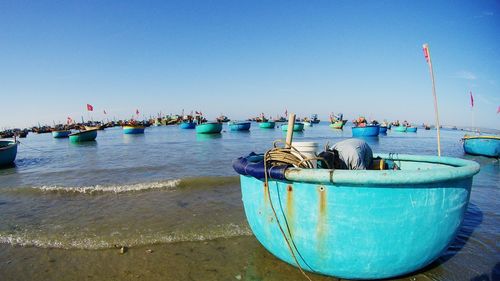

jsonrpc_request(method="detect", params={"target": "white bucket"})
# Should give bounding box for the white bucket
[291,142,319,168]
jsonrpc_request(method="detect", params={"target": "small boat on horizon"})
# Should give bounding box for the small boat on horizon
[0,139,18,167]
[329,120,347,129]
[463,135,500,158]
[69,129,98,142]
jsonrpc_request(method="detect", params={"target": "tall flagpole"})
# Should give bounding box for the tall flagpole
[423,43,441,157]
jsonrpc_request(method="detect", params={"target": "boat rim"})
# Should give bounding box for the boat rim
[0,140,18,151]
[463,135,500,140]
[69,129,99,136]
[280,153,480,186]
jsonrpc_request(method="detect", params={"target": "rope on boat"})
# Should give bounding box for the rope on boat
[17,140,45,153]
[263,140,328,281]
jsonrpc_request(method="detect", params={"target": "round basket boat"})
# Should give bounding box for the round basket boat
[233,153,480,279]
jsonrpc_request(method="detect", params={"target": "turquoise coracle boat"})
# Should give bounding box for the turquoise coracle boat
[196,122,223,134]
[233,153,480,279]
[406,127,418,133]
[351,124,380,137]
[281,123,304,132]
[228,122,251,131]
[259,121,276,129]
[123,125,145,134]
[463,135,500,158]
[52,130,71,138]
[394,126,407,132]
[0,140,18,167]
[69,129,98,143]
[179,122,196,129]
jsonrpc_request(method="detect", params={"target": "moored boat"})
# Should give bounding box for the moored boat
[196,122,223,134]
[0,140,18,167]
[379,126,388,134]
[329,120,346,129]
[52,130,71,138]
[179,122,196,129]
[352,125,380,137]
[281,123,304,132]
[463,135,500,158]
[69,129,98,142]
[259,121,276,129]
[232,152,480,279]
[394,126,407,132]
[406,127,418,133]
[123,125,145,134]
[228,122,251,131]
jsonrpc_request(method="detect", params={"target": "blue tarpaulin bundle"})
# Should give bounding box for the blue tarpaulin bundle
[232,152,288,180]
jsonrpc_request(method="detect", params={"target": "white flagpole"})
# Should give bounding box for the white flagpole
[423,43,441,157]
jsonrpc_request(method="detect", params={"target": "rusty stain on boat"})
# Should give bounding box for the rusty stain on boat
[286,184,294,236]
[317,185,327,256]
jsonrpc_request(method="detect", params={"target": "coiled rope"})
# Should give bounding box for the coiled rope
[262,140,329,281]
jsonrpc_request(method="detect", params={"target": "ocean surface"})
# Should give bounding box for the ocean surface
[0,123,498,281]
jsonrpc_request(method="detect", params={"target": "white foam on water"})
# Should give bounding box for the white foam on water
[0,223,253,250]
[31,179,182,194]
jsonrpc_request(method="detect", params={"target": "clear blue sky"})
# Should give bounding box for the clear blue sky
[1,0,499,129]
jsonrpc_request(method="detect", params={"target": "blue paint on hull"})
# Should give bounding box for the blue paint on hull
[379,126,388,134]
[281,123,304,132]
[463,136,500,158]
[196,122,223,134]
[406,127,417,133]
[352,125,380,137]
[69,130,98,142]
[259,122,276,129]
[0,140,18,167]
[52,130,71,138]
[229,122,251,131]
[394,126,407,132]
[237,154,479,279]
[179,122,196,129]
[123,126,145,134]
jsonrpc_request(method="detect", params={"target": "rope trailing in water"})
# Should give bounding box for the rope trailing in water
[17,140,45,153]
[263,140,328,281]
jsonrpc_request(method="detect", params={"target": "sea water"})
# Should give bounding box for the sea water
[0,123,498,280]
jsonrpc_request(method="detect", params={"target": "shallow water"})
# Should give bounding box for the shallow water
[0,123,498,280]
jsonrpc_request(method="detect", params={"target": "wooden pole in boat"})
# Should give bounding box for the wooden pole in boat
[285,113,296,148]
[423,43,442,157]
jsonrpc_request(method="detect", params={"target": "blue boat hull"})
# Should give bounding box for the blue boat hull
[463,136,500,158]
[123,126,145,134]
[179,122,196,129]
[69,130,98,142]
[379,126,388,134]
[407,127,417,133]
[52,130,71,138]
[0,140,18,167]
[394,126,407,132]
[229,122,251,131]
[196,122,223,134]
[281,123,304,132]
[236,154,479,279]
[259,122,276,129]
[352,125,380,137]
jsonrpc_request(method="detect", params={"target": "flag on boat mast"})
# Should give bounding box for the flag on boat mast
[470,91,474,108]
[136,109,140,115]
[87,104,94,111]
[103,110,107,114]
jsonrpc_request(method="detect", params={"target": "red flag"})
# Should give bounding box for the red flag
[470,91,474,108]
[422,44,430,63]
[285,109,288,116]
[136,109,139,115]
[497,106,500,114]
[87,104,94,111]
[103,110,107,115]
[67,117,73,124]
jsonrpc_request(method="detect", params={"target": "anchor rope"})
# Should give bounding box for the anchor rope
[17,140,45,153]
[263,140,328,281]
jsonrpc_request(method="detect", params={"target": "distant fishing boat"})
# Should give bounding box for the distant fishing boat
[281,123,304,132]
[52,130,71,138]
[310,114,320,124]
[303,121,313,127]
[69,129,98,142]
[196,122,223,134]
[0,140,18,167]
[84,125,103,131]
[329,120,347,129]
[394,126,407,132]
[179,122,196,129]
[228,122,251,131]
[233,153,480,279]
[463,135,500,158]
[352,125,380,137]
[379,126,388,134]
[259,121,276,129]
[123,125,145,134]
[406,127,418,133]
